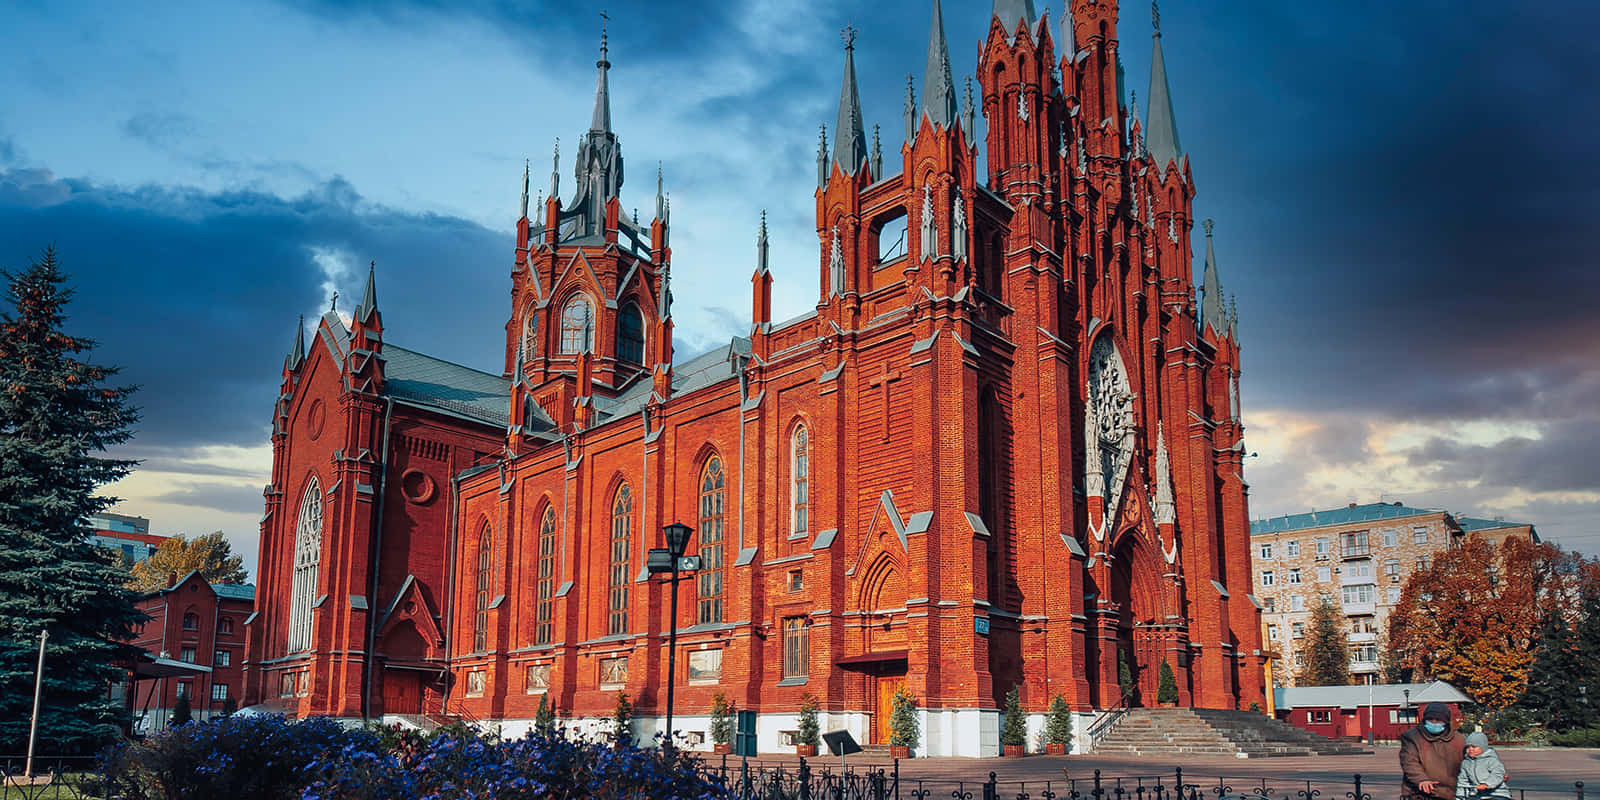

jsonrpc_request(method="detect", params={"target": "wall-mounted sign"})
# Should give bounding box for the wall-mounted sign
[975,617,990,635]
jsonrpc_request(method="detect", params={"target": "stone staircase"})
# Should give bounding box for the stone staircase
[1089,708,1371,758]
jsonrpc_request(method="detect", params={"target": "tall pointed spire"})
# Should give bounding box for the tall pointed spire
[755,211,770,275]
[1200,219,1227,335]
[963,76,976,138]
[571,14,624,227]
[286,314,305,371]
[904,74,917,143]
[655,161,665,221]
[831,26,867,176]
[1154,421,1175,526]
[921,0,958,131]
[1145,2,1183,171]
[590,14,613,133]
[992,0,1037,42]
[355,261,380,325]
[519,159,530,219]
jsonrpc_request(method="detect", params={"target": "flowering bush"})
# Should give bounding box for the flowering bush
[301,727,731,800]
[95,714,733,799]
[96,714,375,800]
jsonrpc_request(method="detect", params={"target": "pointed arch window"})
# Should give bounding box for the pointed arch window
[559,296,594,354]
[535,508,557,645]
[609,484,632,635]
[288,478,322,653]
[474,523,493,653]
[790,425,809,537]
[616,303,645,364]
[521,310,539,360]
[697,456,726,624]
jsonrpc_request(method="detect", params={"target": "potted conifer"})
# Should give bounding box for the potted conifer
[612,691,634,747]
[1044,693,1073,755]
[888,685,919,759]
[796,691,820,756]
[1000,686,1027,757]
[710,692,734,754]
[1157,660,1180,708]
[533,694,556,736]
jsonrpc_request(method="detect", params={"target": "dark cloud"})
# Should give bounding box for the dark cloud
[149,481,270,516]
[121,111,199,151]
[0,168,507,451]
[1403,420,1600,495]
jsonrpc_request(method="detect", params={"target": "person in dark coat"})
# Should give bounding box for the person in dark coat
[1400,702,1465,800]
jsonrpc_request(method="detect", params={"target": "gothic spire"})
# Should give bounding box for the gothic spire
[1154,420,1175,526]
[904,74,916,143]
[286,314,305,371]
[354,261,380,326]
[921,0,958,131]
[755,211,770,275]
[1145,2,1184,171]
[519,159,530,219]
[992,0,1037,42]
[590,18,613,133]
[1200,219,1227,336]
[831,26,868,176]
[655,161,665,221]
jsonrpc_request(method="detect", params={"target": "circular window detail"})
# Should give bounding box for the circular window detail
[400,469,436,505]
[307,399,326,440]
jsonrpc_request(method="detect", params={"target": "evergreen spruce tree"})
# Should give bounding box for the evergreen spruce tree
[533,694,556,736]
[999,686,1026,748]
[1571,593,1600,730]
[796,691,820,747]
[1044,694,1073,751]
[888,685,919,750]
[1157,659,1180,704]
[169,694,192,727]
[1304,597,1350,686]
[1518,610,1581,730]
[611,691,633,746]
[0,246,142,753]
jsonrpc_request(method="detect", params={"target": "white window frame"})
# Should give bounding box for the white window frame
[1261,570,1275,586]
[1259,542,1273,559]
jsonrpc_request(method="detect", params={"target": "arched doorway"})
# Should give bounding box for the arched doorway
[1110,530,1166,706]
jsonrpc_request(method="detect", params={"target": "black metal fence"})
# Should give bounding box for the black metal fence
[708,761,1589,800]
[0,757,100,800]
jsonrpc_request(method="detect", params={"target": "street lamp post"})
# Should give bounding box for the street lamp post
[25,628,48,781]
[649,522,699,749]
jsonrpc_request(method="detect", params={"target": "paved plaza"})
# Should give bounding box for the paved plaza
[732,746,1598,795]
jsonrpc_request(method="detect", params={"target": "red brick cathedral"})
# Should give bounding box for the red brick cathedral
[245,0,1264,756]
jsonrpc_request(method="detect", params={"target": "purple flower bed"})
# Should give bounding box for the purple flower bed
[95,715,731,800]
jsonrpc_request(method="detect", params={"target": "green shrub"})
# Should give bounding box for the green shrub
[1044,694,1073,750]
[796,692,820,747]
[889,686,919,750]
[709,692,734,745]
[1549,725,1600,747]
[533,694,556,735]
[612,691,633,746]
[169,695,192,727]
[1157,660,1179,705]
[1000,687,1026,747]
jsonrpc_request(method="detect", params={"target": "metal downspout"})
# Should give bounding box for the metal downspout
[362,396,395,720]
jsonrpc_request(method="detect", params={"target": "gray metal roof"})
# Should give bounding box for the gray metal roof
[1274,681,1472,710]
[920,0,958,131]
[592,338,748,422]
[991,0,1036,41]
[1145,23,1183,170]
[384,345,510,428]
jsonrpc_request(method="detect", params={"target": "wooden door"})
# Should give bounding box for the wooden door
[381,670,422,715]
[875,675,905,745]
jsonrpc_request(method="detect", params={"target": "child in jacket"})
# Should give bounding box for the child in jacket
[1456,732,1511,800]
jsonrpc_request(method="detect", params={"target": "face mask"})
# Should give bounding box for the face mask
[1423,721,1447,735]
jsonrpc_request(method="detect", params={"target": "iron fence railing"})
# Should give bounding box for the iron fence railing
[706,762,1588,800]
[0,757,101,800]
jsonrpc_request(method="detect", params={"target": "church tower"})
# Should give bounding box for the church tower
[507,24,672,440]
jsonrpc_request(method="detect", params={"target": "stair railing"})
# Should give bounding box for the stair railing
[1088,689,1139,741]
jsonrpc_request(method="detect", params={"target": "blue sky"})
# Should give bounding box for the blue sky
[2,0,1596,573]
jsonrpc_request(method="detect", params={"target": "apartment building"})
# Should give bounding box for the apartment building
[1250,502,1536,687]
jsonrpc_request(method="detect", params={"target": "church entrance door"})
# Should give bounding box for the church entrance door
[874,674,905,745]
[381,670,423,715]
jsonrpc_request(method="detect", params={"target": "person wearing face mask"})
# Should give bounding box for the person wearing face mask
[1400,702,1465,800]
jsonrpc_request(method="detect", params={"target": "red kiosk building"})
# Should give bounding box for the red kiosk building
[245,0,1263,755]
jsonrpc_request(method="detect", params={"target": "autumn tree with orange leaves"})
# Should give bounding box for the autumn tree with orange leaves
[1387,535,1600,710]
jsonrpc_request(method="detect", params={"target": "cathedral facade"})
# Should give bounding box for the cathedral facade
[244,0,1264,756]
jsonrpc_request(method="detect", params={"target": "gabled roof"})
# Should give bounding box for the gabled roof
[383,345,511,428]
[1274,681,1472,710]
[1251,502,1446,535]
[213,582,256,601]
